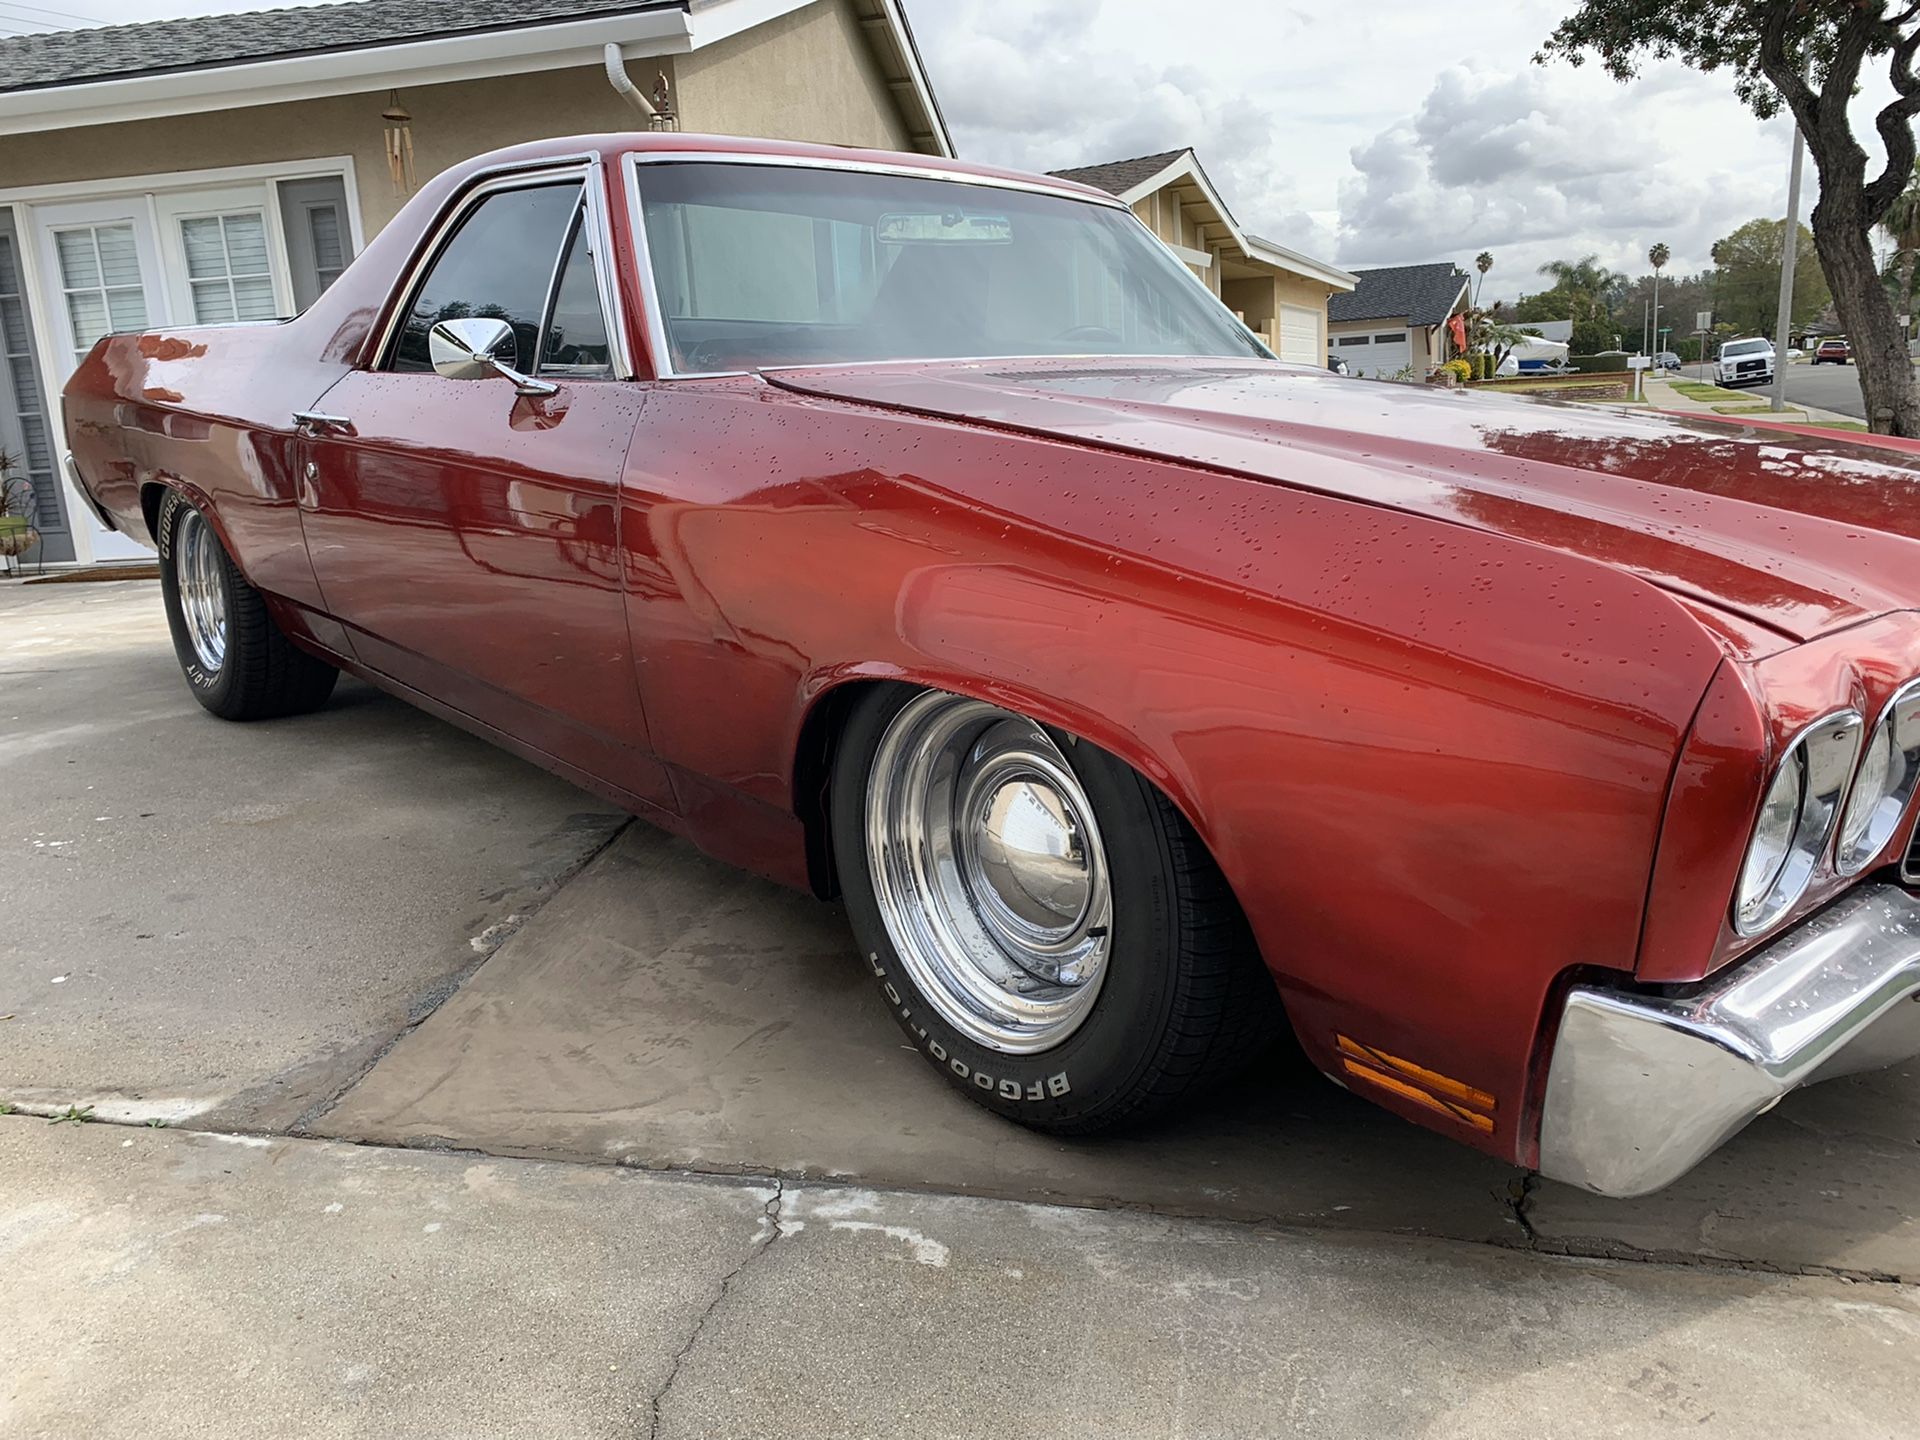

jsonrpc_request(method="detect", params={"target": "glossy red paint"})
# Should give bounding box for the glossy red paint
[60,133,1920,1167]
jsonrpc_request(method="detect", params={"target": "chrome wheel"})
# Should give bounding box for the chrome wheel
[174,508,227,673]
[865,692,1113,1054]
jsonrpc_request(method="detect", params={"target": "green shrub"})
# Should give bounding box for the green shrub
[1566,353,1630,373]
[1440,358,1474,384]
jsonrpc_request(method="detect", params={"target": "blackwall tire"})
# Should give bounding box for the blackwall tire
[156,488,338,721]
[831,683,1282,1134]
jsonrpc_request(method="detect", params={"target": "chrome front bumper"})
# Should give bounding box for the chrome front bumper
[1539,883,1920,1198]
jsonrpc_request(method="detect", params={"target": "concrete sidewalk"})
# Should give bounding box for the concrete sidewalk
[6,1118,1918,1440]
[1640,371,1860,426]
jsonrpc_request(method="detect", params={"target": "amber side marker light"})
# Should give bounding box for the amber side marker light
[1335,1035,1496,1133]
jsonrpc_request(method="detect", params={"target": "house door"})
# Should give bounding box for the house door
[31,197,166,561]
[153,186,294,326]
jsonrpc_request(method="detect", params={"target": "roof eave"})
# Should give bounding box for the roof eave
[0,0,950,150]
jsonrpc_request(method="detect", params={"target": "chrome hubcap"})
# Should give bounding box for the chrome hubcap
[866,693,1112,1054]
[174,508,227,673]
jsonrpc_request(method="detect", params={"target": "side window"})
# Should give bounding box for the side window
[540,209,612,377]
[389,183,582,373]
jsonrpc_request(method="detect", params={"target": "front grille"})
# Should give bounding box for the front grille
[1736,359,1767,373]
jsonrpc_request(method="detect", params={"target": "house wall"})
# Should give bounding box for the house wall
[1226,273,1336,358]
[0,0,906,239]
[675,0,909,153]
[1130,193,1221,293]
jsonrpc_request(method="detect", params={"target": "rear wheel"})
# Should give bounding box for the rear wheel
[831,685,1281,1133]
[156,489,338,720]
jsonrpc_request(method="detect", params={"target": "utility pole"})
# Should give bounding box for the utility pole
[1642,299,1651,355]
[1652,271,1662,359]
[1771,76,1808,413]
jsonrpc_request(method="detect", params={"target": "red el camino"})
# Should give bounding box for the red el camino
[63,134,1920,1197]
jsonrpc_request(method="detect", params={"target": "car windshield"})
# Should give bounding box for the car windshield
[1723,340,1769,356]
[633,162,1270,373]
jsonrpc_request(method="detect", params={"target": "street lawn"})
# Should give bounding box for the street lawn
[1671,381,1755,403]
[1713,404,1807,417]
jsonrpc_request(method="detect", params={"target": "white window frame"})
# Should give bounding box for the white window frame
[156,186,294,324]
[0,156,363,565]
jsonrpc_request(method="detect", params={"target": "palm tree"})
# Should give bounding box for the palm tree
[1537,254,1622,299]
[1882,162,1920,343]
[1475,251,1493,305]
[1649,242,1670,355]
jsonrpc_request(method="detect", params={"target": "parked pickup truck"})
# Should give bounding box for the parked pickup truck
[63,133,1920,1197]
[1715,336,1777,386]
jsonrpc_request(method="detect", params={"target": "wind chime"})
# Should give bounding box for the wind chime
[382,90,417,194]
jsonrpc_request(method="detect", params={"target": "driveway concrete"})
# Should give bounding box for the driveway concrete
[7,572,1920,1435]
[7,1120,1918,1440]
[314,824,1524,1244]
[0,580,625,1129]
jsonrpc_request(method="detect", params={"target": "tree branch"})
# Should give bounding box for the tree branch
[1755,0,1817,131]
[1865,25,1920,218]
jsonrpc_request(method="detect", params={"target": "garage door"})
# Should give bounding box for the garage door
[1358,329,1410,377]
[1276,303,1319,364]
[1330,328,1412,376]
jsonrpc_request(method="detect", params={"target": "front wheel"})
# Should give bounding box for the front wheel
[831,685,1281,1134]
[157,488,338,720]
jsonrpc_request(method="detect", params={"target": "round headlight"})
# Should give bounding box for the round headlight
[1835,679,1920,875]
[1732,711,1863,936]
[1737,752,1803,926]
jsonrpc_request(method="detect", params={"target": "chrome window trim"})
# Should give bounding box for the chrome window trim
[1838,675,1920,877]
[1732,708,1865,938]
[619,149,1267,383]
[370,154,633,381]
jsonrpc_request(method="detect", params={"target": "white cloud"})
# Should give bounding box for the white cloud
[19,0,1906,300]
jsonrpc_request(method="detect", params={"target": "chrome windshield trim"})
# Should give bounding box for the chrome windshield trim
[623,149,1133,208]
[620,151,1266,383]
[1540,881,1920,1197]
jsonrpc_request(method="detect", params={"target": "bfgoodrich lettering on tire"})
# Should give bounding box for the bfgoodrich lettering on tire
[156,488,339,721]
[830,683,1282,1133]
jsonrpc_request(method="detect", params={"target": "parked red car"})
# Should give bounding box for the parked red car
[64,134,1920,1197]
[1814,337,1852,364]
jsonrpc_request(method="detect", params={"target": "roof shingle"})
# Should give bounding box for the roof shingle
[1327,262,1468,326]
[0,0,682,94]
[1047,148,1190,198]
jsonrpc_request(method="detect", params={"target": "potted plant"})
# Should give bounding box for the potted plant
[0,447,41,575]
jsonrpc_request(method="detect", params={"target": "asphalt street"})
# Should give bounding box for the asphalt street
[1684,354,1916,420]
[5,577,1918,1436]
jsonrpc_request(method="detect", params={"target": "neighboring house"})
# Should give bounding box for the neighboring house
[0,0,948,566]
[1327,262,1471,379]
[1048,148,1355,365]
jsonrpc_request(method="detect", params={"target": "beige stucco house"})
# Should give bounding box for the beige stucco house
[0,0,947,564]
[1049,148,1355,365]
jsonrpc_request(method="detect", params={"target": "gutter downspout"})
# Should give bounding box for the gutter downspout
[604,43,659,120]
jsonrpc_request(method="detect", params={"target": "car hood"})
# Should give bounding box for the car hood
[767,359,1920,644]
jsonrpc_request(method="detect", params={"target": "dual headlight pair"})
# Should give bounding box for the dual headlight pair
[1735,680,1920,936]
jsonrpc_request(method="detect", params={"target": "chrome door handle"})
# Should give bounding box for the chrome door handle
[292,410,354,436]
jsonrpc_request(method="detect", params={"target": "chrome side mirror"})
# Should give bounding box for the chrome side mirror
[427,316,558,397]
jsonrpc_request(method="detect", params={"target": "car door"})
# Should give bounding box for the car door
[298,165,673,812]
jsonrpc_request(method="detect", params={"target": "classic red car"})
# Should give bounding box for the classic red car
[64,134,1920,1198]
[1814,337,1852,364]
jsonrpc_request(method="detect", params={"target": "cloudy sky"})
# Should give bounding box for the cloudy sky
[4,0,1903,300]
